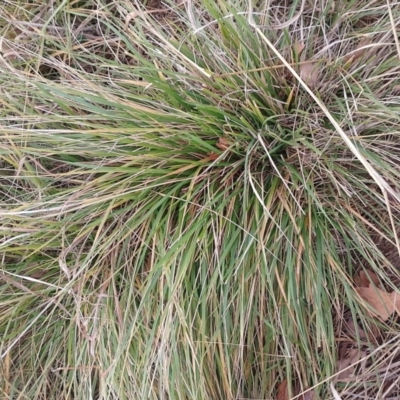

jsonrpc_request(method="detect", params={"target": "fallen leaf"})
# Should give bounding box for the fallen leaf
[299,62,320,89]
[356,286,400,321]
[352,270,385,339]
[206,152,219,161]
[344,318,368,340]
[216,137,232,151]
[354,269,380,288]
[277,379,289,400]
[344,317,380,342]
[336,347,366,381]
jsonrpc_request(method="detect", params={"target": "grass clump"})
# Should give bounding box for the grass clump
[1,0,400,398]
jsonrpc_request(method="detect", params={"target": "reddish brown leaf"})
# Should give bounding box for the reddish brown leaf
[277,379,289,400]
[354,269,380,288]
[206,152,219,161]
[216,137,232,151]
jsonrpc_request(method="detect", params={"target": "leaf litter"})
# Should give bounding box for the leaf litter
[336,345,368,381]
[275,269,393,394]
[354,269,400,321]
[299,62,320,89]
[276,379,289,400]
[335,268,400,381]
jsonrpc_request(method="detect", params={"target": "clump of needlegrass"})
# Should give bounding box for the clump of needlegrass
[1,0,400,399]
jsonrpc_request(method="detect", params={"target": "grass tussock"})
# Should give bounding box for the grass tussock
[1,0,400,399]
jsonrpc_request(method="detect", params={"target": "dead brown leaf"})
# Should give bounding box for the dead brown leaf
[216,137,232,151]
[354,269,380,288]
[344,318,368,340]
[356,286,400,321]
[299,62,320,89]
[344,316,380,342]
[206,152,219,161]
[277,379,289,400]
[336,347,367,381]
